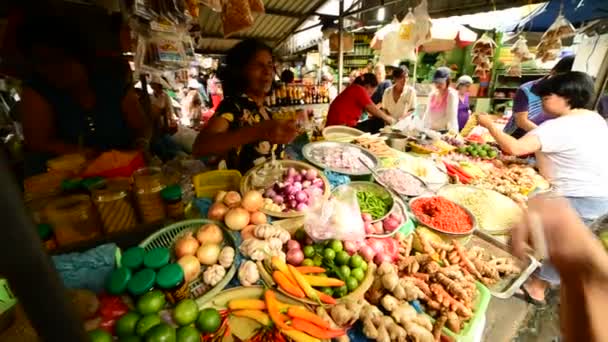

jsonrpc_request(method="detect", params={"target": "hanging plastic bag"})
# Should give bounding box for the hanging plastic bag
[371,17,399,50]
[303,187,365,242]
[510,36,534,62]
[398,9,416,44]
[222,0,254,37]
[201,0,222,12]
[544,14,576,39]
[412,0,432,46]
[249,0,265,13]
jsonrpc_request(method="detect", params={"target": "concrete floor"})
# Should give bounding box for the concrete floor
[483,289,560,342]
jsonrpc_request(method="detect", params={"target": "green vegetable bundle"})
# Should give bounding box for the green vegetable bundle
[356,191,392,220]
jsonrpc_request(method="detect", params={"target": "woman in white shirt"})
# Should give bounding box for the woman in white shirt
[424,67,458,132]
[478,71,608,304]
[381,66,417,121]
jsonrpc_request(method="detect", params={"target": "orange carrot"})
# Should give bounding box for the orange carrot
[265,290,291,330]
[295,266,326,274]
[273,271,305,298]
[290,318,346,339]
[313,289,337,305]
[287,307,330,329]
[302,275,345,287]
[272,256,298,284]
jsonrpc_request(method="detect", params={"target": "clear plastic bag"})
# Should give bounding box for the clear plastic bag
[398,9,416,43]
[223,0,254,37]
[201,0,222,12]
[543,14,575,39]
[412,0,432,45]
[304,187,365,242]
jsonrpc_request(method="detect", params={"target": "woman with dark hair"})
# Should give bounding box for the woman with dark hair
[423,67,458,132]
[478,71,608,304]
[381,67,417,121]
[325,73,394,131]
[455,75,473,131]
[192,39,298,172]
[17,15,149,176]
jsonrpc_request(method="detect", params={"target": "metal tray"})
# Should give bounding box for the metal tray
[302,141,379,176]
[409,195,478,237]
[332,181,395,223]
[373,168,428,197]
[465,230,540,299]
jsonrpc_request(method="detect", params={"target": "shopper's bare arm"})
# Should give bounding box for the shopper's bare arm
[365,104,395,124]
[514,111,538,132]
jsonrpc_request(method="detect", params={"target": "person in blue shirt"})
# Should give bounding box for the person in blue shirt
[371,63,392,105]
[503,56,574,138]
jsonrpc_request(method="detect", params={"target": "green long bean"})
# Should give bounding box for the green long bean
[356,191,392,220]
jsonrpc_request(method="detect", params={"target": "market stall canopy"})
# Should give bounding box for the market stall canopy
[371,18,478,53]
[507,0,608,32]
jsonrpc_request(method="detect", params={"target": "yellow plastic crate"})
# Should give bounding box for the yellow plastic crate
[193,170,242,198]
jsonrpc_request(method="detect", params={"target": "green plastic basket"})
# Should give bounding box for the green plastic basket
[139,219,238,301]
[441,282,491,342]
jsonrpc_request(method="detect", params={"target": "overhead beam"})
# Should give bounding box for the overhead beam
[264,8,323,19]
[273,0,331,50]
[199,32,279,42]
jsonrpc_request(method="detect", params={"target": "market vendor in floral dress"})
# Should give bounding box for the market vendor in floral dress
[477,71,608,304]
[192,39,298,173]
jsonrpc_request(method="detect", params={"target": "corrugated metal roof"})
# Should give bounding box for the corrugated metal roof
[195,0,546,54]
[196,0,328,53]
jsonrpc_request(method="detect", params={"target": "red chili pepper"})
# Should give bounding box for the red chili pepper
[98,295,129,320]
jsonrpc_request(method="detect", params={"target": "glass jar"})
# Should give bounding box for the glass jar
[37,223,57,251]
[156,263,189,304]
[122,247,146,270]
[161,185,184,220]
[106,268,132,295]
[143,247,170,270]
[133,167,167,223]
[93,186,138,234]
[127,268,156,297]
[45,195,102,246]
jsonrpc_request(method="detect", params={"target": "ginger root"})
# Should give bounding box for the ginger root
[430,283,472,318]
[381,295,434,342]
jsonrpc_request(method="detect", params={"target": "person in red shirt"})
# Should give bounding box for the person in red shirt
[326,73,394,131]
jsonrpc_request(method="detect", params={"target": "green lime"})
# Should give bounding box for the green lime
[470,151,479,158]
[144,322,176,342]
[349,255,363,268]
[137,290,166,315]
[360,261,368,271]
[323,248,336,261]
[488,150,498,158]
[89,329,113,342]
[457,147,466,154]
[338,265,351,279]
[173,299,199,326]
[329,240,343,252]
[176,326,200,342]
[478,150,488,158]
[294,229,306,242]
[313,243,324,254]
[196,308,222,333]
[345,277,359,291]
[334,285,348,298]
[351,268,365,282]
[320,287,334,296]
[118,336,142,342]
[303,246,315,258]
[313,255,323,267]
[335,251,350,266]
[136,314,162,336]
[301,258,314,267]
[116,312,141,337]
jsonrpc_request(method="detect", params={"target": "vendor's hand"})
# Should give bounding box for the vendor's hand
[511,195,607,278]
[261,119,298,144]
[476,114,494,128]
[385,116,396,125]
